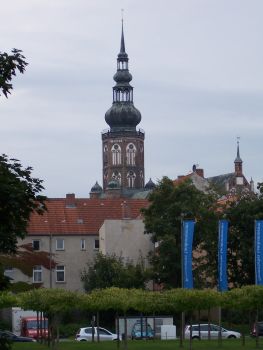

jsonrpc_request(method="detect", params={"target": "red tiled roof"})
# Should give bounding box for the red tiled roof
[27,197,148,236]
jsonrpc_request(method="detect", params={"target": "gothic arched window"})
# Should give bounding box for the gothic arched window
[111,144,121,165]
[103,145,108,163]
[127,171,136,188]
[112,171,121,186]
[126,143,136,166]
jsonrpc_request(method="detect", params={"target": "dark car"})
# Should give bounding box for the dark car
[251,322,263,337]
[0,330,36,342]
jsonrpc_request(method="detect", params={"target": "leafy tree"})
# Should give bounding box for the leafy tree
[0,155,46,290]
[0,49,27,97]
[222,191,263,287]
[0,154,46,254]
[141,176,219,289]
[0,243,56,291]
[0,265,11,291]
[81,252,149,292]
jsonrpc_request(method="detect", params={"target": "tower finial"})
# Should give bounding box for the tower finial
[121,8,124,22]
[120,9,125,53]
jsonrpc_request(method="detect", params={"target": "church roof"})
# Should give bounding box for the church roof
[173,172,210,193]
[207,172,235,188]
[27,196,148,236]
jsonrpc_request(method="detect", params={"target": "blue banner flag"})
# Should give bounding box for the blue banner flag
[182,220,195,289]
[255,220,263,285]
[218,220,228,292]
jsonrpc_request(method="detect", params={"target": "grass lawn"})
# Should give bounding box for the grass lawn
[12,338,263,350]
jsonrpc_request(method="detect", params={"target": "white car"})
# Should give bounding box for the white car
[75,327,118,341]
[185,324,241,340]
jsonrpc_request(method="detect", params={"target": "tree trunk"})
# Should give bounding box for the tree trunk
[96,311,100,342]
[124,313,128,350]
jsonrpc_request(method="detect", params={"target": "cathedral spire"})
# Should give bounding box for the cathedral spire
[105,20,141,132]
[120,18,125,54]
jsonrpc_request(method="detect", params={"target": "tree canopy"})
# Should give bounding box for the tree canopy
[0,154,46,255]
[81,252,150,292]
[0,49,27,97]
[141,177,219,289]
[223,190,263,287]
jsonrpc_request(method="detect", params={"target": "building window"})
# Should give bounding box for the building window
[112,171,121,186]
[33,266,42,283]
[32,240,40,251]
[56,238,64,251]
[94,239,99,250]
[140,171,144,187]
[126,143,136,165]
[103,145,108,163]
[111,144,121,165]
[127,171,136,188]
[4,267,13,278]
[80,239,86,250]
[56,265,65,282]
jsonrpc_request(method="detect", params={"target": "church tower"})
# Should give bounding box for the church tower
[234,139,243,177]
[102,21,145,194]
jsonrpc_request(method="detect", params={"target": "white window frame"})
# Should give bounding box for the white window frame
[33,265,42,283]
[80,238,86,250]
[56,238,64,251]
[56,265,65,283]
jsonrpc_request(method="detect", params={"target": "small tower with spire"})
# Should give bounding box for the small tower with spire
[101,19,145,195]
[234,137,243,176]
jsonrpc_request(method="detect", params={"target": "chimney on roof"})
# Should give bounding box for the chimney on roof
[192,164,204,178]
[66,193,76,208]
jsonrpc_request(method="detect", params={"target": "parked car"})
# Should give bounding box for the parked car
[131,321,154,340]
[0,330,36,342]
[185,324,241,340]
[75,327,118,341]
[251,322,263,337]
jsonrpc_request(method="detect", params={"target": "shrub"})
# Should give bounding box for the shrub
[0,334,12,350]
[59,323,82,338]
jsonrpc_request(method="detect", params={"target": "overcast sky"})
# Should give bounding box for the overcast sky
[1,0,263,197]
